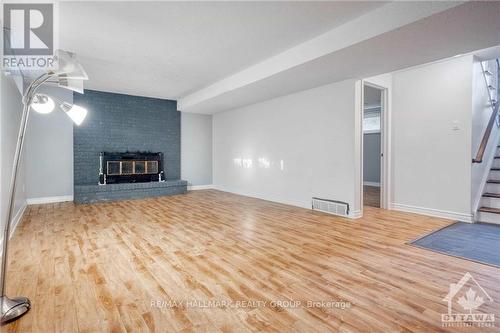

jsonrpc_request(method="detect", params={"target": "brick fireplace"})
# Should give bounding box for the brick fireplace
[73,90,186,203]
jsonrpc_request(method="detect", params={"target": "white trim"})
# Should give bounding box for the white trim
[214,185,310,209]
[10,202,27,239]
[26,195,73,205]
[354,80,363,213]
[0,202,27,257]
[362,79,391,210]
[213,186,360,220]
[349,210,362,219]
[390,203,473,223]
[381,81,392,210]
[187,184,214,191]
[363,181,380,187]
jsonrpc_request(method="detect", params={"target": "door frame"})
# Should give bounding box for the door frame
[359,80,391,211]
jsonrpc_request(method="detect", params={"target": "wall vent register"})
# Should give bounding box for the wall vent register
[312,197,350,217]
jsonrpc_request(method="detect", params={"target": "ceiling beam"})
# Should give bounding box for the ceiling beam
[178,1,462,113]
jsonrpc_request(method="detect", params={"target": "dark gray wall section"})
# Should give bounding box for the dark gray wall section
[363,133,381,183]
[73,89,180,185]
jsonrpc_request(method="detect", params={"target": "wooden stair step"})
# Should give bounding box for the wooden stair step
[491,168,500,171]
[487,180,500,184]
[483,193,500,198]
[478,206,500,214]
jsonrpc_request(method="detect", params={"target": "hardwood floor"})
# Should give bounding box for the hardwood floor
[3,190,500,332]
[363,185,380,208]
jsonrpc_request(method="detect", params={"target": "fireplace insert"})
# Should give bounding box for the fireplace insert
[99,152,165,185]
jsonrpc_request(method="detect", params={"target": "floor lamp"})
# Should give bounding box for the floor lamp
[0,50,89,323]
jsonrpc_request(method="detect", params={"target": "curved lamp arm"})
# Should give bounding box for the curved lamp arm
[0,71,56,323]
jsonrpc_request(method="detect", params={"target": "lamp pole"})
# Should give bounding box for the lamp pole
[0,73,52,323]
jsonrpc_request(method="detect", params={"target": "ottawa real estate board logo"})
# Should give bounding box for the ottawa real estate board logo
[442,272,495,328]
[2,2,56,70]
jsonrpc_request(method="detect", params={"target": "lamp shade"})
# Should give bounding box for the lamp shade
[58,78,84,94]
[31,94,55,114]
[60,102,87,125]
[54,50,89,80]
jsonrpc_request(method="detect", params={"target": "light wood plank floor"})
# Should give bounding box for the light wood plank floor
[363,185,380,208]
[3,190,500,332]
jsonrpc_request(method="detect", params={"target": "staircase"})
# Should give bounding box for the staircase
[476,58,500,224]
[478,151,500,224]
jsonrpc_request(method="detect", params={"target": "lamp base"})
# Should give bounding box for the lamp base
[1,296,30,323]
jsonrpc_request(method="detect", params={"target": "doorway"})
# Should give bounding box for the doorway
[363,84,384,208]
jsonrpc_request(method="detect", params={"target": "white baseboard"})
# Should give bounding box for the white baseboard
[0,202,27,257]
[10,202,27,239]
[349,210,362,219]
[26,195,73,205]
[187,184,214,191]
[390,203,473,223]
[213,186,360,219]
[363,181,380,187]
[214,185,311,209]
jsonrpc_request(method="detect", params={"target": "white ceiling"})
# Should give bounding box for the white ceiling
[59,1,500,114]
[179,1,500,114]
[60,1,385,99]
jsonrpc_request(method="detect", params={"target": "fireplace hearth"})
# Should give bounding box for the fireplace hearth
[99,152,165,185]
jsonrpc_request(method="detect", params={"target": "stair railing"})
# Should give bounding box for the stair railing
[473,59,500,163]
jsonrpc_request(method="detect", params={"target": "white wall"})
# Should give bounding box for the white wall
[213,79,360,216]
[21,90,214,202]
[181,112,213,187]
[1,74,27,241]
[23,90,214,201]
[391,56,473,221]
[25,86,74,202]
[471,57,499,213]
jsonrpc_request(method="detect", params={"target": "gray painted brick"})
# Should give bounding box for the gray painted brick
[73,89,184,203]
[74,89,180,185]
[74,180,188,204]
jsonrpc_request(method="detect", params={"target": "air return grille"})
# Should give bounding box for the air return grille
[312,197,349,217]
